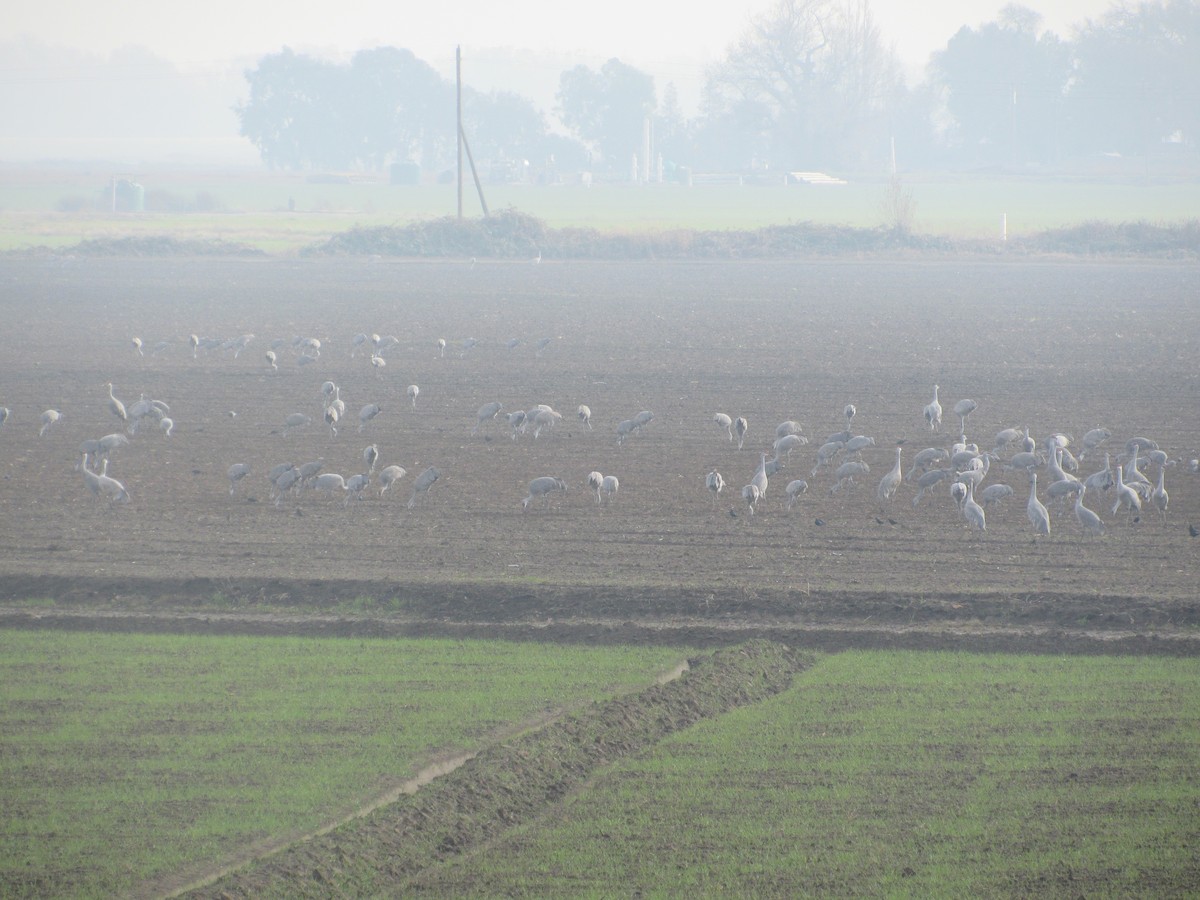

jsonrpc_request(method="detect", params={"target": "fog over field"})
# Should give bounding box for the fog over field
[2,0,1187,173]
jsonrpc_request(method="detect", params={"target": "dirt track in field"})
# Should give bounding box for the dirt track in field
[0,256,1197,654]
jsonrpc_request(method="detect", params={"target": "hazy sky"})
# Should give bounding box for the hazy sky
[7,0,1117,72]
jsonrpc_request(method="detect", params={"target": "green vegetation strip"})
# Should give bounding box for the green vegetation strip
[191,640,805,898]
[0,630,689,899]
[413,650,1200,897]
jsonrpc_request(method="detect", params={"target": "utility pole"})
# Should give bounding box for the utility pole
[456,46,463,220]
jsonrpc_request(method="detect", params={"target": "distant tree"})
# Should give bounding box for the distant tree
[345,47,453,170]
[702,0,903,170]
[238,48,345,169]
[930,7,1072,166]
[463,90,547,164]
[238,47,454,171]
[1065,0,1200,157]
[556,58,656,171]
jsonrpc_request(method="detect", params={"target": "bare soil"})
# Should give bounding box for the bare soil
[0,256,1197,654]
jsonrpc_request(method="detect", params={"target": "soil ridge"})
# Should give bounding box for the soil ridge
[177,640,806,898]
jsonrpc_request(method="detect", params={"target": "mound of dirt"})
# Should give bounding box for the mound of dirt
[179,640,807,897]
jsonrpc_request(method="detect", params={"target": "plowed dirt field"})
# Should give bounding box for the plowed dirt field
[1,256,1197,652]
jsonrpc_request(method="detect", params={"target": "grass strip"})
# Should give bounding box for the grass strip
[187,640,808,897]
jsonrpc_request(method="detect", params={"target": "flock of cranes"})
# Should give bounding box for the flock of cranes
[700,389,1188,538]
[4,324,1196,541]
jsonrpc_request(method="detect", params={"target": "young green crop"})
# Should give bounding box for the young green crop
[0,629,690,898]
[414,651,1200,896]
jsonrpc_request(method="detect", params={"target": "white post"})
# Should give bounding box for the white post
[1001,213,1008,241]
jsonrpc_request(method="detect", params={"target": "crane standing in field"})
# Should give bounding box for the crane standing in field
[105,382,127,424]
[714,413,733,441]
[877,447,902,506]
[407,385,419,408]
[378,465,407,497]
[587,471,604,504]
[706,470,725,508]
[1027,473,1051,536]
[600,475,619,505]
[408,466,440,508]
[734,416,748,450]
[924,385,942,432]
[953,398,977,435]
[522,476,567,511]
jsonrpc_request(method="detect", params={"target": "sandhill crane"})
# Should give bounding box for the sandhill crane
[632,410,654,433]
[189,334,200,358]
[831,460,869,494]
[529,407,562,438]
[39,410,62,437]
[616,419,636,446]
[1111,466,1141,524]
[845,435,875,458]
[523,476,567,510]
[437,338,446,358]
[324,406,339,436]
[912,468,952,507]
[993,427,1022,452]
[351,333,369,357]
[506,410,527,439]
[407,385,419,408]
[408,466,440,508]
[160,416,177,437]
[131,336,143,357]
[773,433,808,459]
[1047,479,1084,507]
[1124,452,1152,496]
[370,354,386,374]
[600,475,619,504]
[877,448,902,505]
[953,399,977,434]
[587,471,604,504]
[474,402,503,435]
[297,459,325,486]
[311,472,346,498]
[228,463,251,495]
[776,420,803,440]
[950,481,967,508]
[906,447,948,481]
[80,438,103,465]
[284,413,311,435]
[750,452,769,496]
[0,407,9,427]
[843,404,856,428]
[1006,451,1041,473]
[506,338,521,350]
[1074,486,1106,536]
[577,405,592,430]
[1027,473,1051,536]
[104,383,127,423]
[271,467,301,505]
[1079,428,1111,461]
[364,445,379,473]
[344,473,370,505]
[535,337,553,356]
[785,479,808,511]
[706,470,725,507]
[741,483,761,515]
[980,483,1014,507]
[95,460,130,504]
[1152,465,1169,524]
[1084,453,1115,493]
[812,441,845,477]
[265,350,277,371]
[97,433,129,458]
[734,417,748,450]
[924,385,942,432]
[1020,426,1036,454]
[714,413,733,441]
[962,481,986,533]
[358,403,382,432]
[378,465,407,496]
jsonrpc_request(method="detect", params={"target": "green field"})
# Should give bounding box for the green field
[415,651,1200,897]
[0,630,689,898]
[2,169,1198,253]
[3,632,1197,897]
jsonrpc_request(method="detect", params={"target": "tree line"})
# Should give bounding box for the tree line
[236,0,1198,176]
